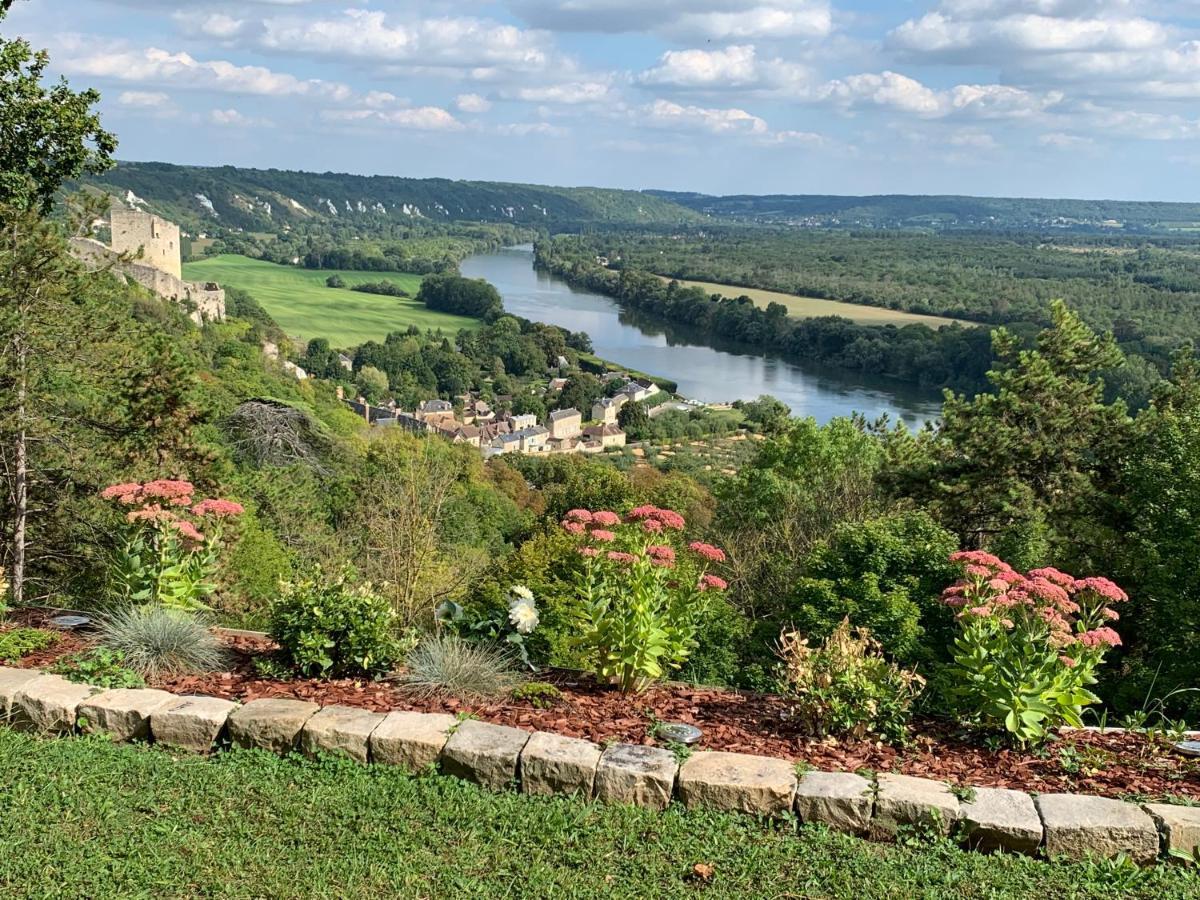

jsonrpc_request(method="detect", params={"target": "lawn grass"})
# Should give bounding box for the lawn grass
[183,254,479,347]
[661,276,970,329]
[1,729,1195,899]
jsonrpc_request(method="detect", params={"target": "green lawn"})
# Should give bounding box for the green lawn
[184,254,479,347]
[1,730,1195,899]
[660,276,970,329]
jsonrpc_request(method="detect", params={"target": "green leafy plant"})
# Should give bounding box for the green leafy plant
[97,605,226,679]
[775,618,924,745]
[101,480,244,612]
[562,506,728,693]
[437,584,540,669]
[269,568,404,678]
[0,627,57,663]
[510,681,562,709]
[51,648,144,689]
[399,633,521,701]
[941,551,1129,747]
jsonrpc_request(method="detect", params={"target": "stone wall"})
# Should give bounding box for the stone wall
[2,662,1196,867]
[69,237,225,325]
[110,206,182,280]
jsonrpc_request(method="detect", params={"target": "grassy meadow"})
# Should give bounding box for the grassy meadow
[661,276,970,328]
[2,731,1195,899]
[184,254,479,347]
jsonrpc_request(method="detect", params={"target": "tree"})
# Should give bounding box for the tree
[325,274,345,289]
[0,13,117,212]
[617,399,650,439]
[355,365,389,403]
[740,395,791,434]
[889,301,1130,560]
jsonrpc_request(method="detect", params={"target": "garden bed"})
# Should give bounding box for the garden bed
[6,610,1199,804]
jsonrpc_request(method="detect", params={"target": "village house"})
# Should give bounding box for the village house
[414,399,454,421]
[582,423,627,449]
[507,412,538,431]
[548,376,569,393]
[620,379,660,404]
[591,394,628,424]
[516,425,550,452]
[548,408,583,440]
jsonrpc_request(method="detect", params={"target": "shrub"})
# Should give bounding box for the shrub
[269,568,402,678]
[100,480,244,612]
[98,606,226,679]
[510,681,562,709]
[775,619,924,745]
[399,633,520,701]
[437,584,540,668]
[0,627,57,663]
[562,505,728,693]
[941,551,1129,747]
[51,648,145,689]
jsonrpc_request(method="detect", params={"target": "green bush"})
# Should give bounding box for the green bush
[51,648,145,689]
[782,511,958,665]
[269,569,402,678]
[0,627,57,663]
[98,606,226,679]
[775,619,924,745]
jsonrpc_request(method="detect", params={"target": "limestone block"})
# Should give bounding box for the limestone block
[227,698,320,754]
[1144,803,1200,859]
[77,688,178,742]
[151,695,237,753]
[440,719,531,789]
[11,674,99,733]
[0,667,42,720]
[370,711,457,772]
[959,786,1043,855]
[1036,793,1159,864]
[871,773,960,840]
[794,771,874,835]
[520,731,602,798]
[678,751,796,817]
[299,705,386,764]
[594,743,678,811]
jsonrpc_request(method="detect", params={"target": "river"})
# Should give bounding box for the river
[460,245,943,426]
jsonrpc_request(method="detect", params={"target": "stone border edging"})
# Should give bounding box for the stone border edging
[1,664,1198,866]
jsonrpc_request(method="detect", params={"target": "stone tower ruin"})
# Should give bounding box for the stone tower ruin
[109,206,182,280]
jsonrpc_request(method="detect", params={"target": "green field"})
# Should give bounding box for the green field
[2,731,1196,899]
[661,276,970,328]
[184,254,479,347]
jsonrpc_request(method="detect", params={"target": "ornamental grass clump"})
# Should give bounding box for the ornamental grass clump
[98,605,226,680]
[100,480,244,612]
[941,550,1129,747]
[774,619,924,745]
[399,633,521,701]
[562,505,728,694]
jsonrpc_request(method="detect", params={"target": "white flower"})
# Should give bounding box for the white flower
[508,598,539,635]
[509,584,534,602]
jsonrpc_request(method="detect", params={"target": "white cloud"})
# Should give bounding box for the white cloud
[174,12,247,40]
[1039,131,1094,148]
[948,130,998,149]
[456,92,492,112]
[259,10,560,75]
[510,0,832,41]
[642,98,768,135]
[637,44,809,93]
[61,42,351,99]
[509,81,612,103]
[117,90,171,108]
[209,108,260,126]
[821,71,1061,119]
[322,106,464,131]
[494,122,568,136]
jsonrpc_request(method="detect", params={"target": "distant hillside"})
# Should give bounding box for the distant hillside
[645,190,1200,233]
[82,162,704,234]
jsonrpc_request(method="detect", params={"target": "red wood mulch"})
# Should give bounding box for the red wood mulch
[6,614,1200,802]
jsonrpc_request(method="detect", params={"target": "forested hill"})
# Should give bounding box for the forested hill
[82,161,704,233]
[646,190,1200,233]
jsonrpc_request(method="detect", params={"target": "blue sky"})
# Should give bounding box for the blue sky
[7,0,1200,199]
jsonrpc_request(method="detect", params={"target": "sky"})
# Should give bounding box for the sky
[7,0,1200,200]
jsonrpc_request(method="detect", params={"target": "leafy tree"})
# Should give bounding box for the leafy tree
[355,365,389,403]
[0,12,116,211]
[617,399,650,439]
[325,274,345,288]
[739,395,791,434]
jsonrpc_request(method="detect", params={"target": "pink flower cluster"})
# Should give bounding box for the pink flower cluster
[101,480,244,547]
[943,551,1128,656]
[688,542,727,563]
[625,506,685,530]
